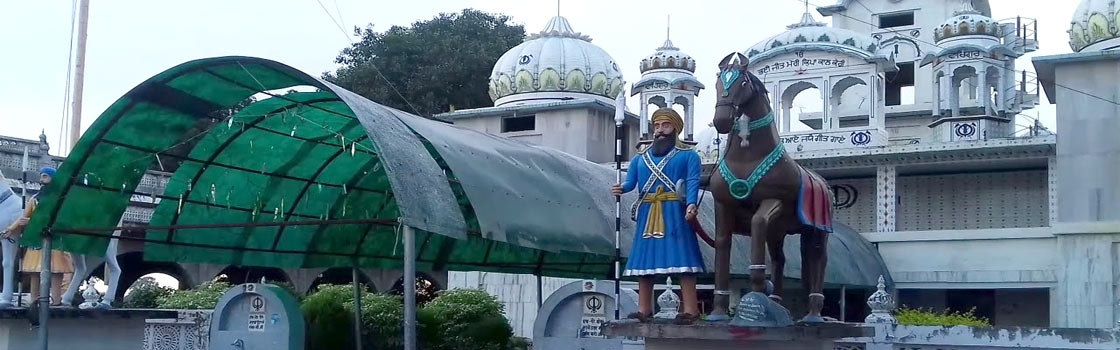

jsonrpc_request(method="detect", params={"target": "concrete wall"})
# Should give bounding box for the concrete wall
[864,228,1056,288]
[451,107,641,165]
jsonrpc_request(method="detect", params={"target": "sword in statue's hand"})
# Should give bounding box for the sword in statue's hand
[677,179,715,247]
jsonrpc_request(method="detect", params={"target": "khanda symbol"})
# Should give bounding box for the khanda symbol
[586,296,603,314]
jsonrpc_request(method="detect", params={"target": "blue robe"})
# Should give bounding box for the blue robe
[621,147,706,276]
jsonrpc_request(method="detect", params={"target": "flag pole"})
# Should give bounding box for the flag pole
[612,89,626,321]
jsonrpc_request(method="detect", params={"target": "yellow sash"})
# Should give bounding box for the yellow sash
[642,187,680,239]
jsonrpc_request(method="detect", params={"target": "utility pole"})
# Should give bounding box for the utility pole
[70,0,90,150]
[42,1,89,349]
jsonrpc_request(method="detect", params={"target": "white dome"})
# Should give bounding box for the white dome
[746,12,879,61]
[488,16,625,106]
[1070,0,1120,52]
[935,1,1000,43]
[640,38,697,73]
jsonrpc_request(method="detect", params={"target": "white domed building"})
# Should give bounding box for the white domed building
[631,33,705,141]
[437,15,640,165]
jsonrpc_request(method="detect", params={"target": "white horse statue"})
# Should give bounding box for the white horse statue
[0,170,24,307]
[0,169,121,309]
[62,220,122,309]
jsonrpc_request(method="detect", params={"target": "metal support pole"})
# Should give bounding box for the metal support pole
[352,267,363,350]
[37,234,52,350]
[840,285,847,322]
[536,274,543,309]
[613,92,625,321]
[403,225,416,350]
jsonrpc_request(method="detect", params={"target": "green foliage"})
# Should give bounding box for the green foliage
[324,8,525,116]
[155,281,231,309]
[421,288,512,350]
[355,293,404,349]
[302,284,362,350]
[123,276,172,309]
[896,306,991,327]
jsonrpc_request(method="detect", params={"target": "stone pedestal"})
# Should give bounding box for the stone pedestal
[603,320,872,350]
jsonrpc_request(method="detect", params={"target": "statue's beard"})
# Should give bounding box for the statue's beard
[652,133,675,156]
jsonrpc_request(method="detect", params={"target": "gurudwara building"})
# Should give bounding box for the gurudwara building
[1,0,1117,340]
[434,0,1120,337]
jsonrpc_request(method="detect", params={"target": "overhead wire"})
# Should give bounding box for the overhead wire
[313,0,426,118]
[57,0,80,157]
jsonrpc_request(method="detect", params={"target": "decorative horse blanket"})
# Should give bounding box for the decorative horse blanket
[796,167,833,233]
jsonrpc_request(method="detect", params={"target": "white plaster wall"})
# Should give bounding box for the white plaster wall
[865,229,1056,287]
[897,170,1049,231]
[831,177,877,233]
[1053,60,1120,223]
[826,0,959,106]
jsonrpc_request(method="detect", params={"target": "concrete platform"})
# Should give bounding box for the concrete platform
[604,319,873,350]
[0,308,176,350]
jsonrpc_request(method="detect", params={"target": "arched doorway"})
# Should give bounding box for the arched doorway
[390,272,442,306]
[113,252,191,305]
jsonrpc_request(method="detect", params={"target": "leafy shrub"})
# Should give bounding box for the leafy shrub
[355,293,404,349]
[896,306,991,326]
[123,276,172,308]
[302,284,362,350]
[155,281,231,309]
[421,288,512,350]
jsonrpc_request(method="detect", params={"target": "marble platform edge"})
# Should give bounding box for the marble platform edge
[0,308,178,319]
[603,320,873,341]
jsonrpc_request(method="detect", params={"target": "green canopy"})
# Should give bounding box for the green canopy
[22,56,616,278]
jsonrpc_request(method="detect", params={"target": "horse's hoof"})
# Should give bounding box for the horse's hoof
[705,314,731,322]
[799,315,826,323]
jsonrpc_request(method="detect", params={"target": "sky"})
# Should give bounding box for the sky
[0,0,1075,157]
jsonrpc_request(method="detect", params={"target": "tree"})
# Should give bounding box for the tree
[324,9,525,117]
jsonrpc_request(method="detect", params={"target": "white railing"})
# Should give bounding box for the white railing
[143,310,212,350]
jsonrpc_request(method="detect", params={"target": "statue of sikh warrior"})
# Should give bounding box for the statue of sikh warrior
[611,107,704,324]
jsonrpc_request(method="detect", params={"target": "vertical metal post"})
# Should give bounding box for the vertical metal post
[403,225,416,350]
[352,267,363,350]
[613,91,626,321]
[840,285,847,322]
[37,234,52,350]
[536,274,543,309]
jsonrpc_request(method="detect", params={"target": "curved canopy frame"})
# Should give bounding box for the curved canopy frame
[23,56,617,277]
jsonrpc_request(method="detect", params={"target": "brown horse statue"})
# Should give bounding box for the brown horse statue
[707,52,834,324]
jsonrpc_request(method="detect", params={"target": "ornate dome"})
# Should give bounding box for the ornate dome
[746,12,879,61]
[935,1,1000,42]
[1069,0,1120,52]
[640,38,696,73]
[488,16,625,106]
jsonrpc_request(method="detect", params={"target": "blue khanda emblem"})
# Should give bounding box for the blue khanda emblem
[720,69,740,96]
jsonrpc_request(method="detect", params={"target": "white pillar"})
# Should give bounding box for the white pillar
[640,96,649,138]
[821,78,832,130]
[868,72,879,129]
[685,101,694,140]
[876,166,897,232]
[950,74,961,118]
[995,68,1006,112]
[978,68,989,116]
[782,106,792,132]
[933,72,942,117]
